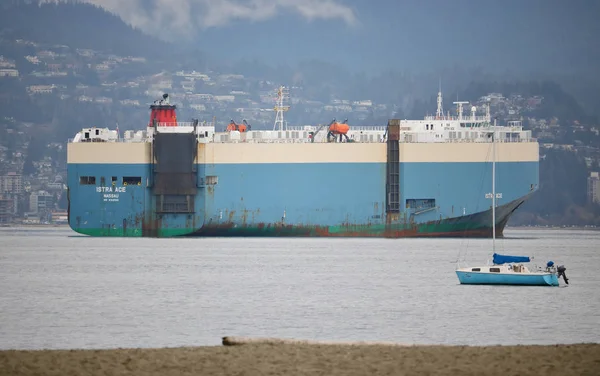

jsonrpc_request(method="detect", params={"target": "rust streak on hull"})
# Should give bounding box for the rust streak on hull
[188,194,528,239]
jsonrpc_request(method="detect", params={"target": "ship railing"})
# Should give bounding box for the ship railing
[285,126,310,131]
[67,137,118,143]
[400,138,535,144]
[212,130,387,144]
[281,125,387,131]
[350,126,388,131]
[68,137,147,143]
[155,122,200,127]
[423,115,491,122]
[66,136,537,144]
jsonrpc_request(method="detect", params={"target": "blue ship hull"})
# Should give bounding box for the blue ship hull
[67,159,538,238]
[456,271,559,286]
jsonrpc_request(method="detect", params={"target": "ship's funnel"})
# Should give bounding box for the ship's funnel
[149,93,177,127]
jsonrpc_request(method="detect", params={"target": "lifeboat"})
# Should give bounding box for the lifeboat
[226,120,248,132]
[329,122,349,135]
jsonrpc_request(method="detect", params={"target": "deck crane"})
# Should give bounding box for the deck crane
[309,118,336,143]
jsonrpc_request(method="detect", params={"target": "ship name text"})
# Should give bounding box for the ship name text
[96,186,127,193]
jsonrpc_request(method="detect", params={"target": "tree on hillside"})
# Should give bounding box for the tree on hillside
[459,80,590,123]
[0,2,173,58]
[22,135,48,176]
[520,149,589,219]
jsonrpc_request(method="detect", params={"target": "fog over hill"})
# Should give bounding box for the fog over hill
[36,0,596,79]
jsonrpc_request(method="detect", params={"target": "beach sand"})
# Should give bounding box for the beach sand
[1,342,599,376]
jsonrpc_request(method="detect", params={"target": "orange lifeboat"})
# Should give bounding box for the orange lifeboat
[329,121,349,135]
[226,120,248,132]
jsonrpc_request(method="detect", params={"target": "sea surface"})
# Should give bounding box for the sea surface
[0,226,598,350]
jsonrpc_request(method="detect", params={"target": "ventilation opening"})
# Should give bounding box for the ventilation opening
[123,176,142,186]
[205,176,218,185]
[157,194,194,213]
[79,176,96,185]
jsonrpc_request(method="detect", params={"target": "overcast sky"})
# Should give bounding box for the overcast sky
[41,0,600,76]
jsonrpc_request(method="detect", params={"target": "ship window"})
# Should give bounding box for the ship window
[79,176,96,185]
[84,132,89,139]
[471,268,481,272]
[95,129,99,135]
[206,176,218,185]
[490,268,501,273]
[123,176,142,186]
[112,176,117,185]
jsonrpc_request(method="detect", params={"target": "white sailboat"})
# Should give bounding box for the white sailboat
[455,121,568,286]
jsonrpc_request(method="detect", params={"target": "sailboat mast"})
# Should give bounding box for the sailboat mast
[492,118,496,252]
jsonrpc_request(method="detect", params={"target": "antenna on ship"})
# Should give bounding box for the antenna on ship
[273,86,290,131]
[436,78,444,119]
[453,101,469,121]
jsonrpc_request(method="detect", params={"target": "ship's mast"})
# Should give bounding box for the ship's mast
[492,118,497,252]
[273,86,290,131]
[436,78,444,119]
[453,101,469,121]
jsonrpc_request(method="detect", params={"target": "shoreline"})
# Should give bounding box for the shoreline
[0,224,69,229]
[1,342,598,375]
[2,224,598,230]
[505,225,600,231]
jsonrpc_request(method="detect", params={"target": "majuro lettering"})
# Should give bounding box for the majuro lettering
[96,186,127,202]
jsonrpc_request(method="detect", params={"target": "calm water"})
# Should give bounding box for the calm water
[0,226,599,350]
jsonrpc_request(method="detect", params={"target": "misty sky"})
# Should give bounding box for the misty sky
[60,0,600,76]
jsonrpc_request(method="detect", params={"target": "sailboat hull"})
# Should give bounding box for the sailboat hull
[455,271,559,286]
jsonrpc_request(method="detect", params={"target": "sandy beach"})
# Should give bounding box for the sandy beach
[1,342,599,376]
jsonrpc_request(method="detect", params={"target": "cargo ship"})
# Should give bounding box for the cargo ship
[66,87,539,238]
